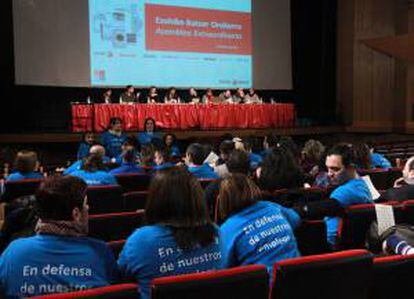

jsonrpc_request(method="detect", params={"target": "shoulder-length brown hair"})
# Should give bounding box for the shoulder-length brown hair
[217,173,262,222]
[146,166,217,250]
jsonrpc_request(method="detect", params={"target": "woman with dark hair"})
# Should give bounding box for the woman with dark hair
[0,176,118,297]
[100,117,128,158]
[118,167,222,299]
[353,143,372,170]
[164,87,181,104]
[153,147,175,171]
[147,86,159,103]
[70,154,117,186]
[6,150,43,182]
[218,174,300,276]
[257,147,306,192]
[138,117,162,146]
[109,149,144,175]
[77,132,96,160]
[163,133,181,158]
[202,88,215,104]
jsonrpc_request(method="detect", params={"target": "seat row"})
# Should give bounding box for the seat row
[30,249,414,299]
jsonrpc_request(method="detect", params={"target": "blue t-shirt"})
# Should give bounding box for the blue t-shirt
[0,235,118,298]
[63,157,111,176]
[187,164,220,180]
[109,163,145,175]
[220,201,301,277]
[118,225,222,299]
[153,162,175,171]
[77,143,91,160]
[70,170,117,186]
[101,131,128,158]
[169,145,181,158]
[370,153,391,169]
[137,132,162,146]
[6,172,43,182]
[325,178,373,245]
[249,153,263,169]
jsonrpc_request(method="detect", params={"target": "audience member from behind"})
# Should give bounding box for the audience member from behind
[6,150,43,182]
[380,156,414,202]
[185,143,219,179]
[325,144,372,245]
[64,145,109,175]
[301,139,325,176]
[138,117,162,146]
[118,167,222,299]
[77,132,96,160]
[113,136,141,165]
[243,137,263,170]
[109,149,144,175]
[353,143,373,170]
[100,117,128,158]
[218,174,300,276]
[368,142,392,169]
[70,155,117,186]
[261,133,279,157]
[0,176,118,298]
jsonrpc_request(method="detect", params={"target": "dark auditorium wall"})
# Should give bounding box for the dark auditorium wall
[0,0,338,133]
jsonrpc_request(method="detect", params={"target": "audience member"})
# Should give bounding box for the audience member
[368,142,392,169]
[324,144,373,245]
[100,117,128,158]
[163,133,181,158]
[0,176,118,297]
[6,151,43,182]
[64,145,109,175]
[77,132,96,160]
[70,155,117,186]
[301,139,325,176]
[118,167,222,299]
[113,136,141,165]
[214,140,235,178]
[261,133,279,157]
[380,156,414,201]
[243,137,263,170]
[153,147,175,171]
[353,143,372,169]
[109,149,144,175]
[218,174,300,276]
[185,143,219,179]
[138,118,162,147]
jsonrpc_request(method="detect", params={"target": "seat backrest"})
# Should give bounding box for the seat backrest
[151,265,269,299]
[370,255,414,299]
[358,169,389,190]
[386,168,402,188]
[89,210,145,241]
[29,283,139,298]
[294,220,330,255]
[271,250,373,299]
[87,185,123,214]
[338,203,406,249]
[402,200,414,225]
[1,179,43,202]
[122,191,148,211]
[115,174,151,192]
[107,239,126,258]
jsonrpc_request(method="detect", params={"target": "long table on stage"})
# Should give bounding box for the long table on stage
[71,103,296,132]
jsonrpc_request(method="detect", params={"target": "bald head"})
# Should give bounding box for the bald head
[89,145,106,158]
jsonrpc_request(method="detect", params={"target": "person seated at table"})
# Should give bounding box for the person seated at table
[109,149,145,175]
[218,173,300,276]
[138,117,162,146]
[244,88,262,104]
[117,167,222,299]
[218,89,234,104]
[119,85,137,104]
[102,89,113,104]
[64,145,110,175]
[202,88,215,104]
[70,154,117,186]
[186,87,201,104]
[77,132,96,160]
[163,133,181,158]
[146,86,160,104]
[164,87,181,104]
[6,150,43,182]
[101,117,128,158]
[0,176,119,298]
[232,88,246,104]
[185,143,219,179]
[153,147,175,171]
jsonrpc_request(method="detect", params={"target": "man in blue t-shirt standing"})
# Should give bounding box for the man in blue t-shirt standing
[0,176,118,298]
[325,144,373,245]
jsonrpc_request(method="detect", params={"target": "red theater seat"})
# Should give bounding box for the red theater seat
[114,174,151,192]
[1,178,43,202]
[370,254,414,299]
[294,220,330,255]
[29,283,139,298]
[151,265,269,299]
[87,185,123,214]
[271,250,373,299]
[107,239,126,258]
[89,210,145,242]
[122,191,148,211]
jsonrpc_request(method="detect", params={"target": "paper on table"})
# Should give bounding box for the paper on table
[361,175,381,200]
[375,204,396,235]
